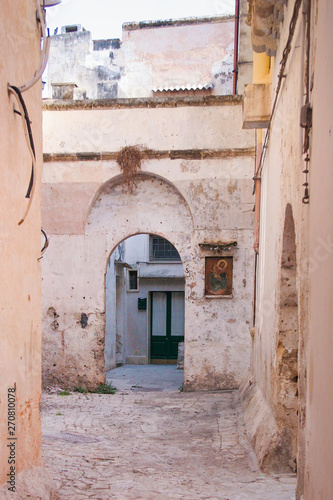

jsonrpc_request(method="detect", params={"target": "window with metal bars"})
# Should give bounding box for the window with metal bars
[150,236,181,261]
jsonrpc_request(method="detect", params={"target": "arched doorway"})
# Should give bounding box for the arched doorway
[274,204,299,471]
[105,233,185,370]
[83,172,193,388]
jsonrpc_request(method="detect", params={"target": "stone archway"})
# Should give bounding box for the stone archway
[42,172,194,390]
[42,163,254,392]
[86,172,194,253]
[273,203,299,471]
[104,232,185,371]
[42,97,255,393]
[82,172,194,387]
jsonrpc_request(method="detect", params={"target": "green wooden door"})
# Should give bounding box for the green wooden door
[151,291,184,361]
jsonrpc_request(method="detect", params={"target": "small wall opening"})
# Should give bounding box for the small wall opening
[128,270,139,291]
[105,233,185,376]
[274,203,299,471]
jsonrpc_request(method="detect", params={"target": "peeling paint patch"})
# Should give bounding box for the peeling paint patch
[51,320,59,331]
[228,181,237,194]
[80,313,89,329]
[47,307,59,318]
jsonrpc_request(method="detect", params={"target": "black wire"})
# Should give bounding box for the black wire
[41,228,49,254]
[9,85,35,199]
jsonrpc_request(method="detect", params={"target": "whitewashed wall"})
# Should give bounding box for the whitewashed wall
[42,97,255,391]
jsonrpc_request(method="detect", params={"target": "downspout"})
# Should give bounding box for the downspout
[253,142,262,254]
[233,0,240,94]
[252,54,271,255]
[253,141,261,326]
[252,52,271,325]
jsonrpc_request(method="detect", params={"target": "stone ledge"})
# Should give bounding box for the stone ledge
[42,94,242,111]
[242,83,271,129]
[123,15,234,31]
[43,148,255,163]
[126,356,149,365]
[239,377,293,472]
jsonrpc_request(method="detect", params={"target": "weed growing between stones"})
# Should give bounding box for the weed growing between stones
[116,145,142,193]
[59,389,71,396]
[94,383,117,394]
[72,383,116,395]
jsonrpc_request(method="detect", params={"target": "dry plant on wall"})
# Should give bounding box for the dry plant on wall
[116,145,143,193]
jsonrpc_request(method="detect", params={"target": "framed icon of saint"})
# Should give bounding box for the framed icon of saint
[205,256,233,297]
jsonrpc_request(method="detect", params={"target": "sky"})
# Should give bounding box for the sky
[45,0,235,40]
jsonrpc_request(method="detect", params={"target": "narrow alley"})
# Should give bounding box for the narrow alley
[41,367,296,499]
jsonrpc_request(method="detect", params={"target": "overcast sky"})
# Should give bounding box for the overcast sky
[45,0,235,39]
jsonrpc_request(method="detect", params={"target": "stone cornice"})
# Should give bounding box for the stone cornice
[122,15,234,31]
[43,148,255,163]
[42,95,242,111]
[247,0,286,56]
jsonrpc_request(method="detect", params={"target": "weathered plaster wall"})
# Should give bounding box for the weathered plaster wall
[42,99,251,154]
[44,30,122,99]
[237,0,253,94]
[44,17,235,100]
[240,0,310,491]
[0,1,56,496]
[105,252,117,370]
[119,17,234,97]
[41,97,255,391]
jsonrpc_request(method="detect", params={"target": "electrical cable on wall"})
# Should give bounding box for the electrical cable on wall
[7,0,52,225]
[8,85,36,225]
[19,0,51,93]
[301,0,312,204]
[40,227,49,258]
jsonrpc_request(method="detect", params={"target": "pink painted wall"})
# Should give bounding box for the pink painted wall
[306,0,333,498]
[0,1,54,495]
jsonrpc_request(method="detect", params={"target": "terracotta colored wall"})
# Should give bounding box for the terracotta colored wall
[0,0,53,494]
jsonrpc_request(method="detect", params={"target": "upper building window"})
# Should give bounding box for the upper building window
[61,24,82,34]
[127,269,139,291]
[150,236,181,261]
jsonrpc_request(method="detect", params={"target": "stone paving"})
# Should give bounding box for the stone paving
[106,365,184,392]
[41,366,296,499]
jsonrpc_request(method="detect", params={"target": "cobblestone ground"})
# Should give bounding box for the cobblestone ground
[106,365,184,392]
[41,389,296,499]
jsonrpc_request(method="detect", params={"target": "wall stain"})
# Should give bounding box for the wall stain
[80,313,89,329]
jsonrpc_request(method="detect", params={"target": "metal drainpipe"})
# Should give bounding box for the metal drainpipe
[253,141,262,328]
[253,143,262,254]
[233,0,240,94]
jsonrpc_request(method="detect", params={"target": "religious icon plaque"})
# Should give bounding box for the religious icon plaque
[205,256,233,297]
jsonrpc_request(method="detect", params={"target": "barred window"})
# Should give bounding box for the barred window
[150,236,180,261]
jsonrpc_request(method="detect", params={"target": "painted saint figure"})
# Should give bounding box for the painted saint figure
[210,259,229,294]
